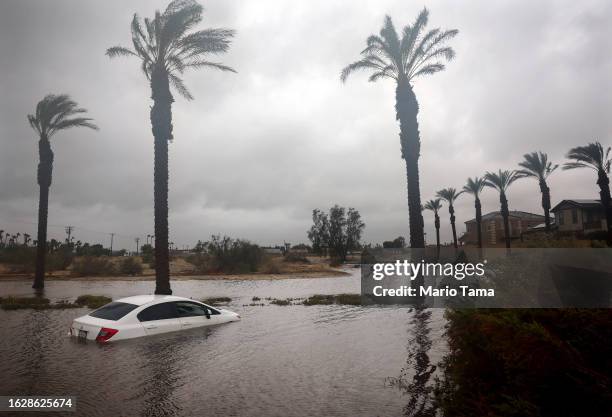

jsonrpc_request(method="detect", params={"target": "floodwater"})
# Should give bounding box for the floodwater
[0,270,446,417]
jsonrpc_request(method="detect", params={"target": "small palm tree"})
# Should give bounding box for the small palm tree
[517,152,558,231]
[463,177,486,249]
[107,0,236,294]
[341,9,457,248]
[28,94,98,290]
[424,198,443,256]
[484,170,523,249]
[436,188,463,248]
[563,142,612,242]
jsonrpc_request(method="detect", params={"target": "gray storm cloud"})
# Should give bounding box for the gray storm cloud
[1,0,611,250]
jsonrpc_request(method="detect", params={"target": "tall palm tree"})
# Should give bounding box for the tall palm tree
[463,177,486,249]
[341,9,457,248]
[424,198,443,256]
[27,94,98,290]
[107,0,236,294]
[517,152,558,231]
[563,142,612,243]
[436,188,463,248]
[484,170,522,249]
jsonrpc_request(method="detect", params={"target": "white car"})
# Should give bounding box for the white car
[70,295,240,342]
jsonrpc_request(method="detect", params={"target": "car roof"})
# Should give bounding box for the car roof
[115,295,198,306]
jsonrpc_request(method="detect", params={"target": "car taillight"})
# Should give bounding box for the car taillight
[96,327,118,343]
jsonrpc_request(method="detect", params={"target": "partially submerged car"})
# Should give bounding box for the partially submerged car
[70,295,240,342]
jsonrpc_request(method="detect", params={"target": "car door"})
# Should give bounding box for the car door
[137,302,181,335]
[174,301,222,329]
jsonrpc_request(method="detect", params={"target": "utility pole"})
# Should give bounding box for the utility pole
[109,233,115,255]
[135,237,140,255]
[65,226,74,244]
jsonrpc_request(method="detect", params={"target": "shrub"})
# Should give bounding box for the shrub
[303,294,335,305]
[71,256,116,276]
[75,295,112,309]
[202,297,231,305]
[283,252,310,263]
[303,294,361,306]
[434,309,612,417]
[186,235,264,274]
[0,296,50,310]
[119,257,143,276]
[270,298,291,306]
[258,256,283,274]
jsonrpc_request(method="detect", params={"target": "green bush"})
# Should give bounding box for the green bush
[434,309,612,417]
[75,295,112,309]
[202,296,231,305]
[119,257,143,276]
[0,296,50,310]
[303,294,361,306]
[186,235,263,274]
[71,256,116,276]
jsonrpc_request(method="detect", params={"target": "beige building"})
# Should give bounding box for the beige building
[551,199,607,235]
[460,211,545,246]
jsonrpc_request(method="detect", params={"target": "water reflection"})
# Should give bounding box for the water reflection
[0,273,447,416]
[387,307,438,417]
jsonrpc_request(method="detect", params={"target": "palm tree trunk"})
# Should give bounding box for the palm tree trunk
[434,213,440,258]
[449,204,458,248]
[33,138,53,290]
[539,179,552,232]
[396,81,425,248]
[150,68,174,295]
[596,169,612,244]
[475,197,484,259]
[500,192,511,249]
[475,198,483,249]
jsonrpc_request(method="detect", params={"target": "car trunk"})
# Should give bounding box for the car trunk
[71,315,112,341]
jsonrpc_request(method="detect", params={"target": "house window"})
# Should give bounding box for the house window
[558,212,564,225]
[571,208,578,224]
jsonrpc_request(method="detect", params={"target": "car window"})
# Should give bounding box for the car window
[199,303,221,315]
[174,301,210,317]
[90,302,138,321]
[137,302,178,322]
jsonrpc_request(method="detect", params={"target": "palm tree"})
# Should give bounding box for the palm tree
[424,198,443,256]
[517,152,558,231]
[463,177,486,250]
[484,170,523,249]
[107,0,236,294]
[436,188,463,248]
[341,9,457,248]
[563,142,612,243]
[27,94,98,290]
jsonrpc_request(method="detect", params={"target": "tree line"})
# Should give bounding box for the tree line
[424,144,612,252]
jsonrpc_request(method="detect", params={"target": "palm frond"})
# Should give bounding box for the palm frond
[424,198,442,213]
[463,177,486,197]
[106,46,137,58]
[436,187,463,203]
[27,94,97,138]
[518,151,558,180]
[107,0,235,98]
[341,57,388,82]
[484,170,522,193]
[563,142,611,173]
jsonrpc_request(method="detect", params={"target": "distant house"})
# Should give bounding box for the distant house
[551,199,607,235]
[460,211,545,246]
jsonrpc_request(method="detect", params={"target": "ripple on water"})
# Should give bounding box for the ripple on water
[0,272,446,417]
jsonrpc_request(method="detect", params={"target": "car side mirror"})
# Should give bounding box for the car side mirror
[205,310,211,319]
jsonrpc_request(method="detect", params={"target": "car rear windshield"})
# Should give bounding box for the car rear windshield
[89,302,138,321]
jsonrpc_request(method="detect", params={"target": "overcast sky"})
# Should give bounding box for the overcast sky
[1,0,612,250]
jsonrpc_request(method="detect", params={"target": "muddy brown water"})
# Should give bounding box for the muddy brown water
[0,270,446,417]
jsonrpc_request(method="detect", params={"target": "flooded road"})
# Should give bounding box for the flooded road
[0,270,446,417]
